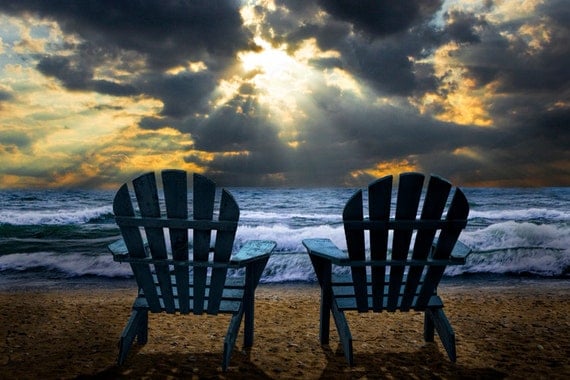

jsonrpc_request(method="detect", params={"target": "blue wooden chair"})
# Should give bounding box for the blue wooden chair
[303,173,470,365]
[108,170,275,370]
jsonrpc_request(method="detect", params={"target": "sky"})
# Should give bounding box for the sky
[0,0,568,189]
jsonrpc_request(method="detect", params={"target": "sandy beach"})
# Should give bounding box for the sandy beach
[1,279,569,379]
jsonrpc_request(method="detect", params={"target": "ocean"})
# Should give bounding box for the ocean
[0,186,568,288]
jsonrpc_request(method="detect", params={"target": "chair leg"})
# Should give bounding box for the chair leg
[425,308,456,362]
[243,257,269,348]
[319,287,331,345]
[331,301,353,365]
[424,311,435,342]
[117,308,148,365]
[243,264,255,348]
[223,309,244,371]
[243,302,254,348]
[137,310,148,344]
[309,255,332,345]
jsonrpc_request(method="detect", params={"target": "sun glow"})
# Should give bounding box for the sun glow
[237,3,362,147]
[238,38,312,102]
[237,38,315,142]
[234,35,355,148]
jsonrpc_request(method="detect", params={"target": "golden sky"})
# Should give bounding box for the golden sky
[0,0,568,188]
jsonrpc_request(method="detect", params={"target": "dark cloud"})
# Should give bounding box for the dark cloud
[182,95,289,185]
[1,0,254,104]
[0,0,252,70]
[317,0,442,37]
[440,1,570,185]
[0,0,256,122]
[140,72,216,119]
[443,11,486,43]
[197,80,494,186]
[0,89,13,102]
[0,0,567,187]
[345,39,419,95]
[0,130,32,149]
[37,53,138,96]
[92,104,124,111]
[541,0,570,25]
[191,114,275,153]
[36,55,91,90]
[452,1,569,94]
[255,1,445,96]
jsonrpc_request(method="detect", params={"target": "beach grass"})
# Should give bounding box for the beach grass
[1,280,569,379]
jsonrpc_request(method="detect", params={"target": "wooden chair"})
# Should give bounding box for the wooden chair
[303,173,470,365]
[108,170,276,370]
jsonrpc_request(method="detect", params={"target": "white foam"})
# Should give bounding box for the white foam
[235,224,347,252]
[469,208,569,221]
[0,251,132,278]
[460,221,569,252]
[0,206,112,225]
[445,247,569,277]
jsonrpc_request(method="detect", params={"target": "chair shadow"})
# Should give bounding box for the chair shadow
[76,348,273,379]
[318,344,506,379]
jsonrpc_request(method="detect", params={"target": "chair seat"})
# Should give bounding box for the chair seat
[331,274,443,312]
[133,275,246,314]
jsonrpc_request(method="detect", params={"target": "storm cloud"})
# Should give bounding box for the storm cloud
[0,0,567,188]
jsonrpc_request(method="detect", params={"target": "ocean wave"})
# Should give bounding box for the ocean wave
[460,221,569,252]
[240,210,341,222]
[469,208,569,222]
[0,223,119,241]
[447,221,570,277]
[261,254,318,283]
[235,223,347,253]
[1,186,568,281]
[445,247,569,277]
[0,251,132,278]
[0,206,113,225]
[1,246,567,282]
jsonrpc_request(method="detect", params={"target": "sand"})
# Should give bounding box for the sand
[0,279,569,379]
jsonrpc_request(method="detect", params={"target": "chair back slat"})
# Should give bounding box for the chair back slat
[400,176,451,310]
[191,173,216,314]
[114,184,145,256]
[387,173,424,311]
[162,170,190,313]
[208,189,240,314]
[368,176,392,311]
[343,190,368,312]
[417,188,469,305]
[113,183,162,311]
[133,173,176,313]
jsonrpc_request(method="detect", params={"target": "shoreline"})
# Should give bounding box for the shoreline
[1,271,568,292]
[1,280,569,379]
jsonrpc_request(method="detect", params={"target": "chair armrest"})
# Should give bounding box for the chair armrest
[110,238,275,266]
[302,238,349,265]
[230,240,276,266]
[108,238,151,262]
[450,240,472,263]
[108,239,129,261]
[432,238,472,264]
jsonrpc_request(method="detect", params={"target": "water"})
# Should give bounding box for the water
[0,186,568,287]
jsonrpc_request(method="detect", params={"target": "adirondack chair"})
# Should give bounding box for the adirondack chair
[303,173,470,365]
[108,170,276,370]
